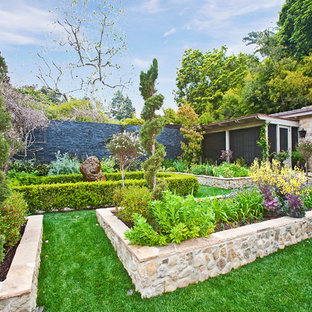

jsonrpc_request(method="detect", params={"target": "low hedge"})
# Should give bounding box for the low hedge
[14,171,172,186]
[13,174,198,213]
[0,235,5,264]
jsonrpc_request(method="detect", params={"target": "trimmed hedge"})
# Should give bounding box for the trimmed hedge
[13,174,198,213]
[14,171,173,186]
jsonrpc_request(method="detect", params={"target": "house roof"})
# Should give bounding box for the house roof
[201,113,298,132]
[270,106,312,118]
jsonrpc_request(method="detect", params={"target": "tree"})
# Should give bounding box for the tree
[106,132,143,186]
[139,59,166,190]
[111,91,135,120]
[174,47,249,119]
[0,95,11,203]
[176,104,203,165]
[163,108,178,124]
[38,0,127,109]
[0,52,9,83]
[278,0,312,58]
[0,82,49,159]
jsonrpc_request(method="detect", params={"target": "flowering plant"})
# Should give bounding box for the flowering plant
[250,159,307,217]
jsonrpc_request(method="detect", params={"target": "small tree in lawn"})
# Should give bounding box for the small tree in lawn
[296,140,312,175]
[139,58,166,190]
[106,132,144,186]
[176,104,203,166]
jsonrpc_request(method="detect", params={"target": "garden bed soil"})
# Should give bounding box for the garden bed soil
[0,223,26,281]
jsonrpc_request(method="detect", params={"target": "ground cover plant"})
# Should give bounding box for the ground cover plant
[37,210,312,312]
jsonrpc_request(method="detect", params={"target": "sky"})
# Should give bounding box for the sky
[0,0,285,115]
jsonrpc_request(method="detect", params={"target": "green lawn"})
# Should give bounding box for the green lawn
[194,184,233,197]
[37,210,312,312]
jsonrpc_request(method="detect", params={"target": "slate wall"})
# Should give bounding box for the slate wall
[28,120,183,163]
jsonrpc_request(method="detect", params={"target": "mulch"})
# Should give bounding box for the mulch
[0,223,26,282]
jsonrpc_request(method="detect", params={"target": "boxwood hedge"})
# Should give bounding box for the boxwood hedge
[13,173,198,213]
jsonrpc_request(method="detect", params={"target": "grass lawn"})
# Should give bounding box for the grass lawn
[37,210,312,312]
[194,184,233,197]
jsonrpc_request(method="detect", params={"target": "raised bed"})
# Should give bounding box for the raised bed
[0,215,43,312]
[171,172,253,189]
[97,208,312,298]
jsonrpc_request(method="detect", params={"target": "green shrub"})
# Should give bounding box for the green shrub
[8,159,49,176]
[173,160,188,173]
[0,235,5,264]
[48,151,81,175]
[125,191,215,246]
[101,157,116,173]
[113,186,152,222]
[13,174,198,212]
[191,164,213,176]
[0,192,28,247]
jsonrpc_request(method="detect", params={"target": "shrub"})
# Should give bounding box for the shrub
[113,186,152,222]
[100,157,116,173]
[173,160,188,172]
[13,174,198,212]
[191,164,213,176]
[8,159,49,176]
[0,192,28,247]
[0,235,5,264]
[48,151,81,175]
[125,191,215,246]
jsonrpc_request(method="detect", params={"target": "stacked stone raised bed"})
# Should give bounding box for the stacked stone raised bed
[97,208,312,298]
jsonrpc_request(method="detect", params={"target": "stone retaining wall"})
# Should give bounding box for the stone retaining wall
[97,209,312,298]
[171,172,253,189]
[0,215,43,312]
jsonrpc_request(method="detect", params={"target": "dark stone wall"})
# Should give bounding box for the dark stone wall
[28,120,183,163]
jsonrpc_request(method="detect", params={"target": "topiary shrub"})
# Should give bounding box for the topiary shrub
[0,192,28,247]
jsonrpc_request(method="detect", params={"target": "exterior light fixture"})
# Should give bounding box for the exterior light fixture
[299,129,307,138]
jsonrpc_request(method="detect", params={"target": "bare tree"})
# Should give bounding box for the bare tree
[38,0,128,109]
[0,82,49,161]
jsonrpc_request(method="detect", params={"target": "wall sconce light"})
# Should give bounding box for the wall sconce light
[299,129,307,138]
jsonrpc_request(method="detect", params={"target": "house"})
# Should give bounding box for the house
[201,106,312,165]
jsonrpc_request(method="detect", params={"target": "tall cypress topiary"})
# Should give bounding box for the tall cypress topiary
[139,59,166,190]
[0,95,11,203]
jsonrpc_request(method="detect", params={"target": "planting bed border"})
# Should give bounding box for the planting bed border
[0,215,43,312]
[170,172,253,189]
[97,208,312,298]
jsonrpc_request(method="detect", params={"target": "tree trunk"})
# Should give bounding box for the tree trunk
[121,164,125,187]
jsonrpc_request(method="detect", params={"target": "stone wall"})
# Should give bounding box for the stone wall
[172,173,253,189]
[96,208,312,298]
[27,120,183,163]
[0,215,43,312]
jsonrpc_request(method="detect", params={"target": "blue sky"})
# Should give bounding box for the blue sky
[1,0,285,115]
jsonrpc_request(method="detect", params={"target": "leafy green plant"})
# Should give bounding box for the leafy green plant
[113,186,152,222]
[257,124,270,161]
[48,151,81,175]
[191,164,213,176]
[173,160,188,172]
[125,191,215,246]
[100,157,116,173]
[0,235,5,264]
[8,159,49,176]
[0,192,28,247]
